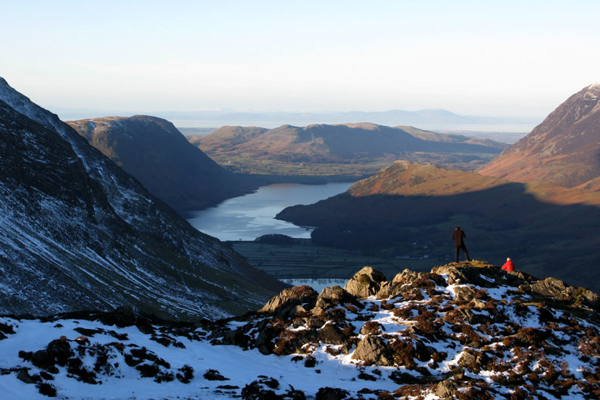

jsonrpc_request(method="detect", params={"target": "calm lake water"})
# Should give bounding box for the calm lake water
[186,182,353,241]
[280,278,349,293]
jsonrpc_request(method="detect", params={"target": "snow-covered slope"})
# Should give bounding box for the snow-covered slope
[0,77,283,319]
[1,262,598,399]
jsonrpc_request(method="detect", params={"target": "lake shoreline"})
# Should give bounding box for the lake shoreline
[185,182,354,241]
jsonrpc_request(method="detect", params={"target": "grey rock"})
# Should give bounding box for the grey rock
[351,335,394,366]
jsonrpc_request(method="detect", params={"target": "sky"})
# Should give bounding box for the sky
[2,0,599,120]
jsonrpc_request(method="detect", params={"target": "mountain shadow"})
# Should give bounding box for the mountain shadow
[68,116,257,213]
[277,179,600,294]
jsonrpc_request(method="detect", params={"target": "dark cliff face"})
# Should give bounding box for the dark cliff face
[479,83,600,187]
[67,115,255,213]
[0,77,283,320]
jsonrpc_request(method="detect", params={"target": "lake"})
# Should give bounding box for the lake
[186,182,353,241]
[279,278,349,293]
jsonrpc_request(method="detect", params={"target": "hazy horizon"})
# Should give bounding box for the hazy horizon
[3,1,599,123]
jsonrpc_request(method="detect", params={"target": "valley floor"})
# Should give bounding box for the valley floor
[229,239,442,280]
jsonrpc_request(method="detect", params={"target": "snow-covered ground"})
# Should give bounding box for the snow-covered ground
[1,262,599,399]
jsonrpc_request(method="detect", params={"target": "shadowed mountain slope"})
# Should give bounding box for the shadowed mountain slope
[0,77,284,320]
[479,83,600,187]
[277,161,600,293]
[67,116,255,213]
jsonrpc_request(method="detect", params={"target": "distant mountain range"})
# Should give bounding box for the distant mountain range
[67,116,256,213]
[151,108,538,129]
[57,107,537,132]
[276,84,600,294]
[479,83,600,187]
[0,77,283,320]
[190,123,508,177]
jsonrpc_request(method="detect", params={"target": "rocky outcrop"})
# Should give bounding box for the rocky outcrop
[312,286,361,316]
[351,335,394,366]
[343,267,387,298]
[259,286,318,316]
[7,262,600,399]
[527,277,600,309]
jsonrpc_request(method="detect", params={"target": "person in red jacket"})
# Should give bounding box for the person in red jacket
[501,257,515,272]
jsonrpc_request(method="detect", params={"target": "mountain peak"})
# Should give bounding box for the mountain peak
[587,82,600,90]
[479,84,600,187]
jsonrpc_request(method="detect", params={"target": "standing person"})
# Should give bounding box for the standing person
[501,257,515,271]
[452,226,470,263]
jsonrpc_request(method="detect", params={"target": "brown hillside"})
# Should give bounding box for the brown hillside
[479,83,600,187]
[192,123,507,177]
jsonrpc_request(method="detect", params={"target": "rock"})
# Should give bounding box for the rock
[46,338,72,367]
[453,285,477,302]
[16,369,38,384]
[375,281,394,299]
[431,262,500,288]
[360,321,382,335]
[344,267,387,298]
[505,270,531,286]
[259,286,318,314]
[435,379,458,398]
[392,269,428,286]
[469,298,487,310]
[316,387,350,400]
[315,286,358,313]
[306,316,325,330]
[530,277,600,309]
[317,324,348,345]
[531,277,569,300]
[351,335,394,366]
[414,340,435,362]
[203,369,229,381]
[457,349,490,373]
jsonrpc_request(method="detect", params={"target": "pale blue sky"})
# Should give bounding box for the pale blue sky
[2,0,599,118]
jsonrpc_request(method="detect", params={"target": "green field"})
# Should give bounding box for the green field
[229,239,442,280]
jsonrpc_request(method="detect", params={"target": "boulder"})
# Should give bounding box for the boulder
[316,387,350,400]
[453,285,477,302]
[259,286,318,314]
[375,281,394,299]
[414,340,436,362]
[351,335,394,366]
[529,277,600,309]
[16,369,38,384]
[313,286,358,315]
[431,262,500,288]
[317,324,348,345]
[530,277,570,301]
[344,267,387,298]
[457,349,490,373]
[435,379,458,399]
[392,269,428,286]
